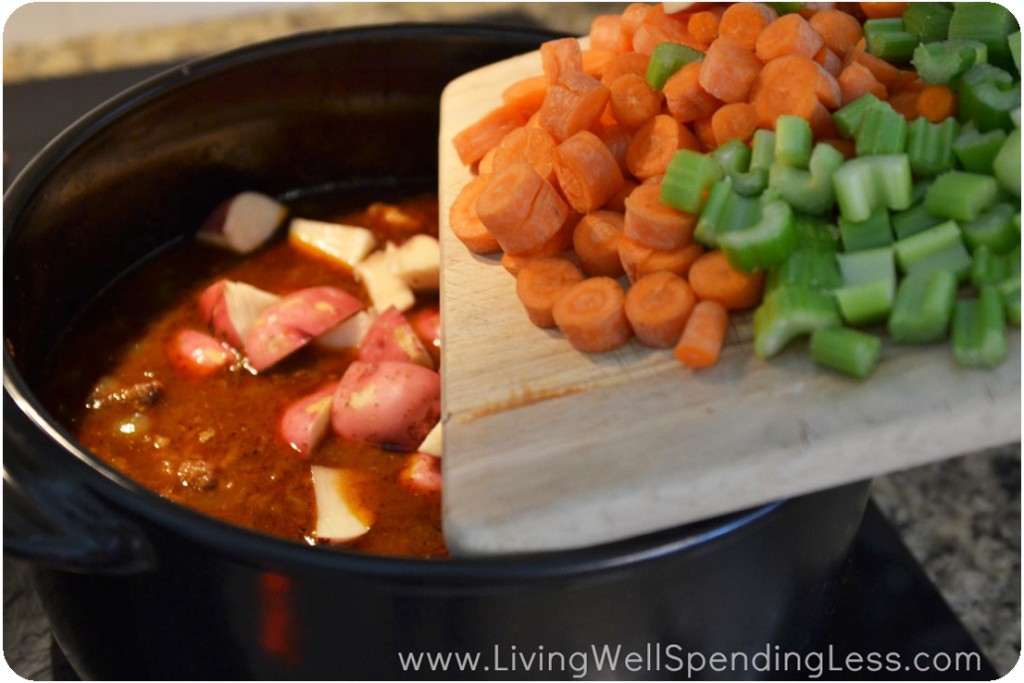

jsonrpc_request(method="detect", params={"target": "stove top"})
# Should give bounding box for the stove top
[1,59,998,681]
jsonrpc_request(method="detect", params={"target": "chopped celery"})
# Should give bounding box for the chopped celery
[902,2,955,44]
[753,286,841,359]
[646,42,704,90]
[947,2,1020,72]
[888,269,958,343]
[766,248,843,293]
[952,286,1007,368]
[718,200,797,273]
[924,171,1000,223]
[833,154,913,222]
[855,105,908,156]
[953,122,1008,174]
[693,180,763,248]
[906,117,959,177]
[838,246,896,286]
[768,142,845,215]
[834,278,896,326]
[839,206,894,252]
[962,202,1020,254]
[957,63,1021,133]
[1010,30,1022,75]
[1005,283,1022,326]
[864,18,919,63]
[832,94,889,139]
[892,202,945,240]
[660,149,724,213]
[911,39,986,85]
[712,139,767,197]
[993,127,1021,197]
[894,220,973,279]
[793,212,840,250]
[774,115,814,168]
[810,327,883,379]
[971,245,1008,287]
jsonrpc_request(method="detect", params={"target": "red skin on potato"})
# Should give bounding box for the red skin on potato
[409,305,441,353]
[279,382,339,458]
[358,306,433,369]
[398,453,442,495]
[165,329,234,378]
[331,361,441,451]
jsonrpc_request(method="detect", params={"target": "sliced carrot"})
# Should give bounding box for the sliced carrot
[917,84,957,124]
[888,89,920,121]
[573,210,626,277]
[711,102,759,145]
[476,160,568,256]
[814,45,844,78]
[623,182,698,251]
[674,299,730,368]
[553,130,626,215]
[620,3,653,45]
[598,124,634,176]
[590,14,632,53]
[699,34,764,104]
[808,100,840,140]
[858,2,909,19]
[821,137,857,159]
[541,37,584,85]
[755,13,825,62]
[631,4,702,55]
[851,42,901,87]
[500,214,579,276]
[688,8,725,47]
[808,8,863,58]
[624,271,698,348]
[492,125,559,185]
[448,174,500,255]
[838,61,887,105]
[718,2,779,51]
[452,104,528,166]
[515,256,586,328]
[600,51,651,87]
[552,277,633,353]
[626,114,701,180]
[478,146,497,175]
[609,73,664,130]
[687,250,765,310]
[603,177,639,213]
[750,54,840,128]
[538,70,611,142]
[663,61,722,123]
[618,235,704,283]
[692,116,719,151]
[583,49,617,79]
[502,75,549,118]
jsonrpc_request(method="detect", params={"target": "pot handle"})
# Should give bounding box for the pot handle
[3,390,156,574]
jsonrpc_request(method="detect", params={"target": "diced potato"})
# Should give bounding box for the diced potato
[289,218,377,268]
[354,251,415,313]
[196,192,286,254]
[310,466,374,543]
[315,310,376,350]
[417,421,443,458]
[224,281,280,342]
[385,235,440,291]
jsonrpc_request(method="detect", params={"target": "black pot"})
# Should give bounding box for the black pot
[4,25,870,680]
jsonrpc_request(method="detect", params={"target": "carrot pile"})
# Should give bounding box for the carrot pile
[448,1,958,369]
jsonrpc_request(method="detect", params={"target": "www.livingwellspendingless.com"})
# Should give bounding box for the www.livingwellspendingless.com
[397,643,985,679]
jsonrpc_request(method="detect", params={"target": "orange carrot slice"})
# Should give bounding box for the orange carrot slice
[448,174,501,254]
[552,277,633,353]
[663,61,722,124]
[718,2,779,51]
[502,75,549,118]
[755,13,825,61]
[624,271,698,348]
[622,182,697,251]
[515,256,586,328]
[553,130,626,215]
[600,51,651,87]
[590,14,632,53]
[699,34,764,104]
[674,299,730,368]
[609,73,664,130]
[687,250,765,310]
[492,125,559,185]
[541,37,584,85]
[626,114,701,180]
[452,104,528,166]
[917,84,957,124]
[538,70,611,142]
[808,8,863,58]
[710,102,758,145]
[476,160,568,256]
[573,210,626,277]
[838,61,887,104]
[618,236,705,283]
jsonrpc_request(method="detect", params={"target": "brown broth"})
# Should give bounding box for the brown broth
[40,193,447,559]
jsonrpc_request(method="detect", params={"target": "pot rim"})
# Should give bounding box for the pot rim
[3,22,787,582]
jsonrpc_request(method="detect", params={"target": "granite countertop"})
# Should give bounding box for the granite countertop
[3,2,1020,677]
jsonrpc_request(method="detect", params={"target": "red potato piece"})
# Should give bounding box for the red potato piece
[358,306,434,369]
[196,191,286,254]
[331,360,441,451]
[279,382,339,458]
[246,286,363,371]
[398,453,442,495]
[165,329,235,378]
[315,310,376,350]
[409,305,441,363]
[310,466,374,543]
[200,279,280,348]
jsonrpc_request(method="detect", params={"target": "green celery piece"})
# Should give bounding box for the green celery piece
[952,285,1008,368]
[957,62,1021,133]
[660,149,723,213]
[888,269,958,343]
[1013,107,1022,128]
[894,219,973,279]
[906,116,959,177]
[765,247,843,293]
[810,327,883,379]
[970,245,1008,287]
[1010,31,1022,75]
[952,122,1008,174]
[768,142,845,215]
[693,180,763,248]
[646,42,704,90]
[962,202,1020,254]
[902,2,955,44]
[855,105,908,156]
[712,139,767,198]
[833,154,913,223]
[1005,282,1022,326]
[864,18,919,63]
[947,2,1020,72]
[838,246,896,287]
[911,179,934,205]
[832,94,889,139]
[924,171,1000,223]
[839,206,894,252]
[892,202,944,240]
[753,286,841,359]
[768,2,804,15]
[834,278,896,326]
[993,127,1021,197]
[774,115,813,168]
[911,39,986,85]
[718,200,797,273]
[793,212,840,250]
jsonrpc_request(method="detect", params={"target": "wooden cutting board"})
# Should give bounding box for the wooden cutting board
[437,47,1022,557]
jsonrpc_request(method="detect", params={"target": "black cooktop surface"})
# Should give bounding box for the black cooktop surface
[2,59,998,682]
